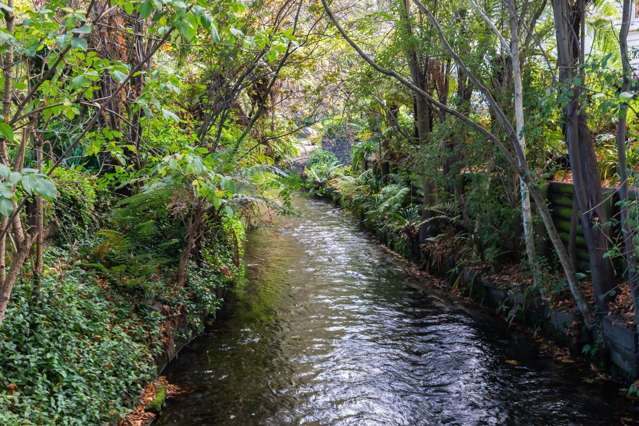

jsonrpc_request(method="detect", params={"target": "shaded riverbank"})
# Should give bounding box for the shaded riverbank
[158,196,636,425]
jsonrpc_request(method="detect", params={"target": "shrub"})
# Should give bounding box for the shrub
[304,149,344,193]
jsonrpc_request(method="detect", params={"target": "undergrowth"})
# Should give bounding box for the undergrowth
[0,221,242,424]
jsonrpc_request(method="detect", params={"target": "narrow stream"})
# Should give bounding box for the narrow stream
[158,196,633,425]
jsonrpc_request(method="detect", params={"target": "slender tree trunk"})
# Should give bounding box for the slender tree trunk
[0,235,34,322]
[34,129,44,290]
[0,0,14,286]
[569,197,579,270]
[2,0,13,142]
[616,0,639,328]
[453,71,473,227]
[505,0,542,293]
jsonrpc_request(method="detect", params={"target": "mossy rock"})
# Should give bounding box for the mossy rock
[145,385,167,414]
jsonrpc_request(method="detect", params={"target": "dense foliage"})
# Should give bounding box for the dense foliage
[0,0,317,422]
[1,0,639,421]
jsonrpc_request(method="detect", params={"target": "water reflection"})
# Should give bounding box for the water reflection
[158,197,632,425]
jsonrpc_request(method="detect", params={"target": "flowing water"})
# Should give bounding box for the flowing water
[158,196,634,426]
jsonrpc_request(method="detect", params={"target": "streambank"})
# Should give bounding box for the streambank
[119,269,240,426]
[0,231,244,425]
[312,184,639,386]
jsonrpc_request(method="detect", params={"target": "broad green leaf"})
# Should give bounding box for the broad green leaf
[177,14,197,41]
[0,182,12,198]
[210,194,222,210]
[139,0,154,19]
[8,171,20,185]
[173,0,187,9]
[71,75,88,88]
[0,198,12,217]
[21,173,36,195]
[111,70,128,83]
[33,177,57,199]
[56,34,70,48]
[71,37,88,51]
[210,22,220,42]
[63,106,77,120]
[72,24,92,34]
[0,31,16,47]
[0,122,14,142]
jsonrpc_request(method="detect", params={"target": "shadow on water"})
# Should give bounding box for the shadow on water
[157,196,637,426]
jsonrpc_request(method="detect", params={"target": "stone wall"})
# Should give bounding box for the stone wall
[321,136,352,165]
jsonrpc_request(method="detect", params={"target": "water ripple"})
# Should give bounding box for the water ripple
[158,196,634,426]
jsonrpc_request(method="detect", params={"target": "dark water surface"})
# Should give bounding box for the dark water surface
[158,196,634,425]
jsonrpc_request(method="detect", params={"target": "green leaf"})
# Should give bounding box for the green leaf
[111,70,128,83]
[0,164,9,178]
[0,31,17,47]
[7,171,20,185]
[63,106,77,120]
[71,37,87,51]
[72,24,92,34]
[210,194,222,210]
[84,139,102,156]
[0,198,12,217]
[161,108,180,122]
[0,182,12,198]
[71,74,88,88]
[0,122,14,142]
[210,22,220,42]
[56,33,70,48]
[21,173,36,195]
[139,0,154,19]
[177,14,197,41]
[123,1,134,15]
[33,177,57,199]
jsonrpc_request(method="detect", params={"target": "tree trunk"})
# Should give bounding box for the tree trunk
[505,0,542,293]
[616,0,639,328]
[0,0,14,286]
[33,127,44,299]
[0,234,34,323]
[398,0,431,144]
[552,0,613,312]
[176,202,204,288]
